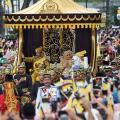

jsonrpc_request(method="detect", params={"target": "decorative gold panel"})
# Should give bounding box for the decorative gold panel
[44,28,60,63]
[62,29,74,53]
[43,28,74,62]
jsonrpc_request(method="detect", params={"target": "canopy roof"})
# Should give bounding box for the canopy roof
[15,0,98,14]
[4,0,101,29]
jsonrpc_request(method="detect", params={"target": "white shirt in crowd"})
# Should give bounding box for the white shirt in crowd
[84,108,100,120]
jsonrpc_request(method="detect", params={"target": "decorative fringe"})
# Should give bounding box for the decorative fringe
[4,23,101,29]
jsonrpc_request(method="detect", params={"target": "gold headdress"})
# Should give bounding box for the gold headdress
[35,46,43,53]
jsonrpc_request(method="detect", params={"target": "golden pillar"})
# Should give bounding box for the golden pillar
[18,27,23,65]
[91,27,97,75]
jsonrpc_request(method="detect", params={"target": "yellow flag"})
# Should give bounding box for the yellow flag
[5,0,11,7]
[107,96,114,113]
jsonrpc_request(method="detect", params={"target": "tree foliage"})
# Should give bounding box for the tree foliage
[22,0,39,10]
[75,0,102,2]
[0,2,4,35]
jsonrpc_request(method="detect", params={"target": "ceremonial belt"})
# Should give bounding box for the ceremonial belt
[42,98,50,103]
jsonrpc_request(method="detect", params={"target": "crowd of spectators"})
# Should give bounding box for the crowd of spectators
[0,27,120,120]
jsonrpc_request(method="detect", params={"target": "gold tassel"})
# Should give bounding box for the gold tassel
[4,82,18,113]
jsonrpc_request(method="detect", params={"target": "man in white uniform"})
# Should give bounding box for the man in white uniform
[35,74,60,118]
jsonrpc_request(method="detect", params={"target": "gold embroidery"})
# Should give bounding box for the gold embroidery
[40,0,61,13]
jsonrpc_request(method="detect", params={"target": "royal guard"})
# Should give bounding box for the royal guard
[14,62,32,105]
[35,73,61,118]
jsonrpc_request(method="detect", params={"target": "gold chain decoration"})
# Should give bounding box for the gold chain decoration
[5,14,101,22]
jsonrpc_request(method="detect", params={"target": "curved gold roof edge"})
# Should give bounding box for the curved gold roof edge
[5,14,101,22]
[11,0,99,14]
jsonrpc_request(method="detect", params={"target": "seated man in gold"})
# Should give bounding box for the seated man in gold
[23,46,48,84]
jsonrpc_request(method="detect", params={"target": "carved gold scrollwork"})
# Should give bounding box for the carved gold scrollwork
[43,28,74,62]
[44,29,60,62]
[62,29,74,53]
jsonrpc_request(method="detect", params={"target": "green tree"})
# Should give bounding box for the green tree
[75,0,102,2]
[10,0,14,13]
[22,0,39,10]
[112,6,120,25]
[0,0,4,35]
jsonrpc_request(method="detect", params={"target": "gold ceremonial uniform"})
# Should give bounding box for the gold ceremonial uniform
[24,56,46,84]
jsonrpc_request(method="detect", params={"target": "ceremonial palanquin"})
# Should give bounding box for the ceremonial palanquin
[4,0,101,73]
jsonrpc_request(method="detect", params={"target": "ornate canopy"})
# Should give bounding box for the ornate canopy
[4,0,101,29]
